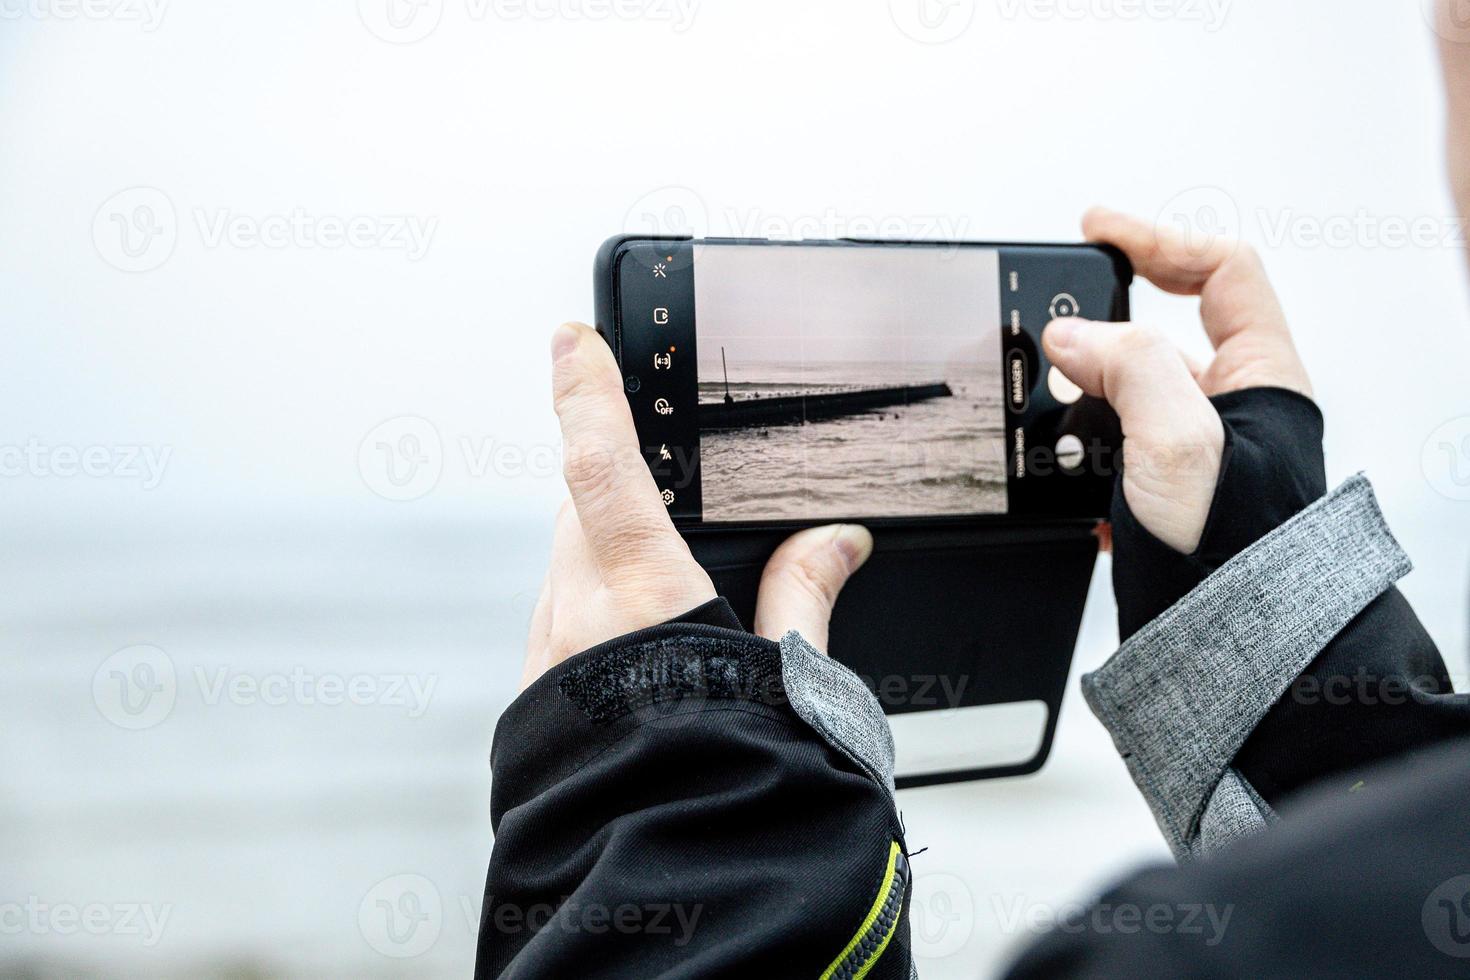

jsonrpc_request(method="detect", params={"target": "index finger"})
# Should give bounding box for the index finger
[551,321,683,575]
[1082,206,1293,354]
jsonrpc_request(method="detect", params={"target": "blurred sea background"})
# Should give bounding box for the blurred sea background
[4,4,1470,978]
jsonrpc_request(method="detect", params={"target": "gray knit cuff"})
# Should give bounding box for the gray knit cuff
[781,631,896,800]
[1082,474,1412,858]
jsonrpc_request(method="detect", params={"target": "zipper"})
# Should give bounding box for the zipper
[820,841,908,980]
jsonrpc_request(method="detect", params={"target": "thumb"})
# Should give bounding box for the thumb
[753,525,874,654]
[1043,317,1224,554]
[1041,318,1211,440]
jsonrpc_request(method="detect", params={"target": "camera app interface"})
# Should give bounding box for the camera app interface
[693,244,1007,521]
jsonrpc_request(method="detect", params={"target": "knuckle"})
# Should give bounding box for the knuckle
[1116,323,1165,355]
[552,362,603,413]
[776,552,842,609]
[1232,240,1261,266]
[562,441,622,498]
[611,566,709,621]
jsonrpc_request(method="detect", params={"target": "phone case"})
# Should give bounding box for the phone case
[595,234,1124,787]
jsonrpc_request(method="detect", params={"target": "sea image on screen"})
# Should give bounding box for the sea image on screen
[694,245,1007,521]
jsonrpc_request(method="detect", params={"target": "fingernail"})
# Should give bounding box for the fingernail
[1045,318,1079,349]
[551,322,581,362]
[832,525,874,573]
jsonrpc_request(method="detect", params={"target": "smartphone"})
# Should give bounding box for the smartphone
[595,236,1131,527]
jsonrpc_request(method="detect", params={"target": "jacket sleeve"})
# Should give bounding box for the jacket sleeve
[1084,388,1470,858]
[473,600,914,979]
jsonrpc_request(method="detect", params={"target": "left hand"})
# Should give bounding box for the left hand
[520,321,873,690]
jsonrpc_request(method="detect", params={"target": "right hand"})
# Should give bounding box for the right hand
[1043,207,1313,554]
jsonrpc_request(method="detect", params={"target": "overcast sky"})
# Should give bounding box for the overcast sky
[693,244,1001,370]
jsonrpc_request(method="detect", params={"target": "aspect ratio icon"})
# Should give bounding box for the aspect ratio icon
[653,352,672,370]
[654,398,674,415]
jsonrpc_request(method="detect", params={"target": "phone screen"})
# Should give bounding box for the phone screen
[695,245,1005,521]
[611,239,1127,524]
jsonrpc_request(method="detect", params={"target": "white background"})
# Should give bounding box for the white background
[3,1,1469,976]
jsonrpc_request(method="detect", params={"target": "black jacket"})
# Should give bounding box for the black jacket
[476,389,1470,978]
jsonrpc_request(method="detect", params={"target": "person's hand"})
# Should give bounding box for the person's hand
[1043,207,1313,554]
[520,322,874,690]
